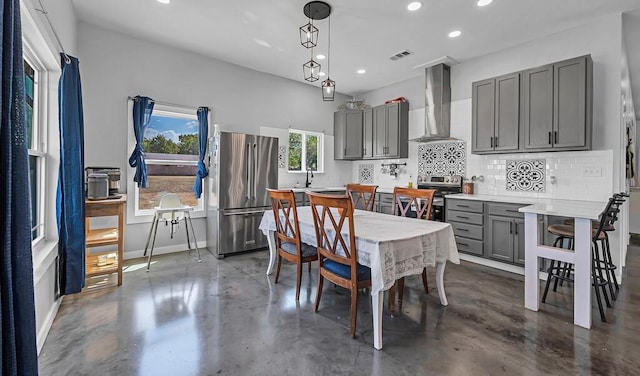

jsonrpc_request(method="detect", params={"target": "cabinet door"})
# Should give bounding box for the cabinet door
[363,108,373,158]
[386,103,400,157]
[344,111,363,159]
[522,64,554,149]
[494,73,520,151]
[372,105,387,157]
[472,78,495,153]
[486,216,514,262]
[553,57,587,148]
[333,111,345,160]
[513,218,525,265]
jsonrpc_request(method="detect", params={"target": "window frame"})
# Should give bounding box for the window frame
[23,49,47,250]
[127,103,206,223]
[287,128,324,173]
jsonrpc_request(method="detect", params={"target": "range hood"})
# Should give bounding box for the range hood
[410,63,452,142]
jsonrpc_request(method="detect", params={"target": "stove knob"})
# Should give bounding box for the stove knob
[444,177,450,183]
[453,177,458,183]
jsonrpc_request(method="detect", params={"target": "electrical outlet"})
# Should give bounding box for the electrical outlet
[582,167,602,177]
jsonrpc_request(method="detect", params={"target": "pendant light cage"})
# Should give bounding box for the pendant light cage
[299,21,319,48]
[303,51,321,82]
[321,78,335,101]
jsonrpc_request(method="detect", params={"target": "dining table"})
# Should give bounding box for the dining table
[259,206,460,350]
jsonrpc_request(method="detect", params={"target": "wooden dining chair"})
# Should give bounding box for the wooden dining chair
[389,187,436,315]
[346,184,378,211]
[267,189,318,301]
[307,192,372,338]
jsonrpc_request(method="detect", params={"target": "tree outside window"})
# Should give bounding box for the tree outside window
[288,129,323,173]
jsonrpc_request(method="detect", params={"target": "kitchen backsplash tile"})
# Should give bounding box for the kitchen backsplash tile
[506,159,546,192]
[417,141,466,176]
[358,164,374,184]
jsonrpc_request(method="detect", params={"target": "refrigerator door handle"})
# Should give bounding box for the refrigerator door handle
[253,143,258,199]
[246,143,251,200]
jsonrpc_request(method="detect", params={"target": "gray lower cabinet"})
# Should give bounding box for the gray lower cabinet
[334,110,363,160]
[486,203,527,264]
[514,218,525,265]
[375,192,394,215]
[446,199,484,257]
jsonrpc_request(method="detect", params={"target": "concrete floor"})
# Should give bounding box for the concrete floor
[39,241,640,375]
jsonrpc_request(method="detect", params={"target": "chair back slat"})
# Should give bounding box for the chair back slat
[346,184,378,211]
[594,192,627,238]
[308,192,357,267]
[267,189,301,253]
[392,187,436,220]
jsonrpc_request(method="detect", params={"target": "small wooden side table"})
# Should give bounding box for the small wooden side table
[85,195,126,286]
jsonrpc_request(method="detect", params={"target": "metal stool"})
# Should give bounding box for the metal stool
[144,193,202,271]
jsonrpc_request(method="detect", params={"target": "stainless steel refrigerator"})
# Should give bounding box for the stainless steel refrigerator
[206,131,278,258]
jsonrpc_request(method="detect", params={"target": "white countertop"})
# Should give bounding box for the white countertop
[446,193,607,219]
[279,186,346,193]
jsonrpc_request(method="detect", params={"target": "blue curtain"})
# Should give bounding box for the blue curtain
[128,96,154,188]
[193,107,209,198]
[56,54,86,295]
[1,0,39,373]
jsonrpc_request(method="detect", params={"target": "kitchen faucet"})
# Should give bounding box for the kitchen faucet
[305,168,314,188]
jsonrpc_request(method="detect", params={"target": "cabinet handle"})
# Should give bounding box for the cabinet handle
[495,137,498,147]
[548,131,552,145]
[554,131,558,144]
[457,242,469,247]
[457,228,469,232]
[514,223,518,235]
[457,215,470,220]
[457,204,469,208]
[510,222,513,234]
[490,137,494,148]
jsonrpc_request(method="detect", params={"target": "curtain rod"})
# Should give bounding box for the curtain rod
[35,0,71,64]
[127,96,211,112]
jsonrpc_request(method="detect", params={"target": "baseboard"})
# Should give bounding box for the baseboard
[124,241,208,260]
[459,254,526,275]
[37,297,61,355]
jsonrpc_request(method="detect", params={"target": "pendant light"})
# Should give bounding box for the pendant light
[303,48,321,82]
[321,14,335,101]
[299,19,318,48]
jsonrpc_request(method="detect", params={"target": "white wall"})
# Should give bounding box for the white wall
[21,0,78,353]
[77,22,350,257]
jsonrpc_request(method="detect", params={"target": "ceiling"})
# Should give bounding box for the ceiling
[72,0,640,101]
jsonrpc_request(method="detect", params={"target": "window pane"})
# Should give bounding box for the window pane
[143,114,199,157]
[24,60,35,149]
[138,165,199,211]
[305,134,318,171]
[29,155,38,240]
[288,132,302,171]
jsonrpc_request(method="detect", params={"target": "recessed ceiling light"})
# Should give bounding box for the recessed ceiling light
[357,69,366,74]
[316,54,326,60]
[477,0,493,6]
[448,30,462,38]
[318,72,326,77]
[407,2,422,11]
[157,0,170,4]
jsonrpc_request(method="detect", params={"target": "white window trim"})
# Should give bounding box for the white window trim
[288,128,324,173]
[126,101,206,225]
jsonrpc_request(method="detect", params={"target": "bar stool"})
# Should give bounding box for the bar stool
[542,194,625,322]
[144,193,202,271]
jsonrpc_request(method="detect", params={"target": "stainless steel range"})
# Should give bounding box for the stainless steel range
[417,175,463,222]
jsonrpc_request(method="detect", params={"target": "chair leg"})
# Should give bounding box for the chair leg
[421,268,429,293]
[600,239,616,301]
[593,241,611,309]
[389,283,396,316]
[144,212,158,257]
[275,254,283,284]
[146,217,160,272]
[295,262,302,301]
[308,261,311,273]
[542,260,556,303]
[185,213,201,262]
[604,234,620,293]
[398,277,406,311]
[592,252,607,322]
[184,217,191,249]
[314,271,324,313]
[350,285,358,339]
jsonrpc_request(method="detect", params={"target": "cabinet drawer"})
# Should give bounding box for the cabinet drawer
[455,236,484,256]
[447,210,483,225]
[447,199,484,213]
[450,222,483,241]
[378,193,393,204]
[294,192,307,206]
[487,203,525,218]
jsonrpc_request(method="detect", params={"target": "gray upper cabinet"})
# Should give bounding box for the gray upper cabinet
[373,102,409,159]
[474,55,592,154]
[363,108,373,158]
[334,110,363,160]
[472,73,520,154]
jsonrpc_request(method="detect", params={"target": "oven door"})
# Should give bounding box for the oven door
[432,197,445,222]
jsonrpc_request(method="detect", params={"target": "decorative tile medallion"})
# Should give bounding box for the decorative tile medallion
[278,146,287,168]
[506,159,546,192]
[418,141,466,176]
[358,164,374,184]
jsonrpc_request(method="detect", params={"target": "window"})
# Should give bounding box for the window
[288,129,323,173]
[134,106,203,216]
[24,57,46,246]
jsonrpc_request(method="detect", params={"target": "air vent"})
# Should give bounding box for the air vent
[389,50,413,61]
